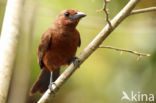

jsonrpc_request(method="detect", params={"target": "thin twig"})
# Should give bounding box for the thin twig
[131,7,156,15]
[99,46,150,57]
[103,0,112,29]
[38,0,141,102]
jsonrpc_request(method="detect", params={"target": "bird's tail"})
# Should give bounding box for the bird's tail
[30,68,60,95]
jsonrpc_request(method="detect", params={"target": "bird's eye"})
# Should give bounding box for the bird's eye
[64,12,70,17]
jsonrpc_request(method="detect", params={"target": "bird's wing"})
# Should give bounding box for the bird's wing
[76,30,81,47]
[38,32,52,69]
[78,37,81,47]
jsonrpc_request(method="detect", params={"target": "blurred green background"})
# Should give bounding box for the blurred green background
[0,0,156,103]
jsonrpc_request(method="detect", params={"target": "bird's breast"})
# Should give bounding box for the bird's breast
[45,31,79,67]
[52,32,78,51]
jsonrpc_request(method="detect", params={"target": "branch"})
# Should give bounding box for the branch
[103,0,112,28]
[0,0,24,103]
[131,7,156,15]
[99,46,150,57]
[38,0,140,102]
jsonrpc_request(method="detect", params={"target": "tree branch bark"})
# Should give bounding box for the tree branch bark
[99,46,150,57]
[0,0,24,103]
[131,7,156,15]
[38,0,141,102]
[103,0,112,28]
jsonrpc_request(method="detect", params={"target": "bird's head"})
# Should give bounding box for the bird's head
[55,9,86,28]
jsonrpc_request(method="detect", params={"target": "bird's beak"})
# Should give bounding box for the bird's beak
[69,12,86,21]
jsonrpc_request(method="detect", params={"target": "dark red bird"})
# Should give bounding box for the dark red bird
[30,9,86,95]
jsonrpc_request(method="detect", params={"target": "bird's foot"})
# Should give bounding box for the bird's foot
[69,57,80,68]
[48,82,56,94]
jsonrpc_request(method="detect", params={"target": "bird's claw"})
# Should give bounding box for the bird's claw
[70,57,80,67]
[48,82,56,94]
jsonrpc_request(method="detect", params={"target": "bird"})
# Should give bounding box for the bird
[30,9,86,95]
